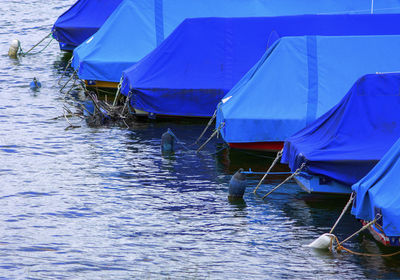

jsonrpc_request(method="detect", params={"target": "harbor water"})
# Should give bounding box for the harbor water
[1,1,400,278]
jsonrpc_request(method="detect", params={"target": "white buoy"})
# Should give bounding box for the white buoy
[8,39,21,58]
[306,233,335,250]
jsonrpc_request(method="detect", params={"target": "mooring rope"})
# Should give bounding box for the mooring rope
[64,75,79,96]
[63,108,81,130]
[329,192,355,234]
[112,76,124,107]
[86,91,107,117]
[77,103,92,116]
[78,80,117,123]
[333,233,400,257]
[336,214,381,249]
[203,143,229,156]
[196,122,225,153]
[90,87,117,95]
[162,128,229,155]
[261,163,305,199]
[19,31,53,56]
[193,109,217,146]
[58,56,73,85]
[327,213,400,257]
[60,69,78,93]
[25,37,54,55]
[166,129,191,151]
[253,149,283,194]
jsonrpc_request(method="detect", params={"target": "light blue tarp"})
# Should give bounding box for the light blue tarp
[352,132,400,237]
[52,0,122,51]
[72,0,400,83]
[281,74,400,186]
[121,14,400,117]
[217,35,400,144]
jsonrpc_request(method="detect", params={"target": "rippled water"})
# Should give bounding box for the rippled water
[1,1,400,279]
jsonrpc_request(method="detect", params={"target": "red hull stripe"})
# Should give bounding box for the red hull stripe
[228,142,284,152]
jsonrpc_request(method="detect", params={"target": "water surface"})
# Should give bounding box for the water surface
[0,1,399,278]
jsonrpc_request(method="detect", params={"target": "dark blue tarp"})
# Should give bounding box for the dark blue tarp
[121,14,400,117]
[281,73,400,186]
[52,0,122,50]
[352,133,400,237]
[217,35,400,145]
[72,0,400,83]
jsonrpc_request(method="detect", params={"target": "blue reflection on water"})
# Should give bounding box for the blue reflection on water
[0,1,400,278]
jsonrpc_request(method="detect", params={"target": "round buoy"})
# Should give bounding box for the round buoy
[30,77,41,91]
[228,168,247,200]
[8,39,21,58]
[161,129,175,153]
[306,233,335,250]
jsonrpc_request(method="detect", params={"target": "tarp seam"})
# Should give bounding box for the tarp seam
[306,36,318,125]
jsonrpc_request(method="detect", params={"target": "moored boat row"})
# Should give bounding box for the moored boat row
[49,0,400,250]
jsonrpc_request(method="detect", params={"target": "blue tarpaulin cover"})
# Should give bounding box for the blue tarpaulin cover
[72,0,400,83]
[121,14,400,117]
[217,35,400,145]
[352,136,400,237]
[352,125,400,237]
[52,0,122,50]
[281,73,400,186]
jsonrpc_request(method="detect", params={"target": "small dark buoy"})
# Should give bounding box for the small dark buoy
[30,77,41,91]
[228,168,247,200]
[161,129,175,153]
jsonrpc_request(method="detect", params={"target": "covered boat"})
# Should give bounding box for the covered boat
[281,73,400,194]
[72,0,400,88]
[352,131,400,246]
[121,14,400,118]
[217,35,400,151]
[52,0,123,51]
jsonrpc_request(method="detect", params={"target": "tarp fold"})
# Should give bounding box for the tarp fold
[217,35,400,144]
[282,73,400,186]
[122,14,400,117]
[52,0,122,50]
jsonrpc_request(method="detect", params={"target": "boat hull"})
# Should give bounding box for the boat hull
[363,221,400,247]
[133,108,210,120]
[59,42,75,52]
[85,80,119,89]
[294,174,351,194]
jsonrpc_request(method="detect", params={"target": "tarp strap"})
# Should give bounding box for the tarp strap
[154,0,164,46]
[306,36,318,125]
